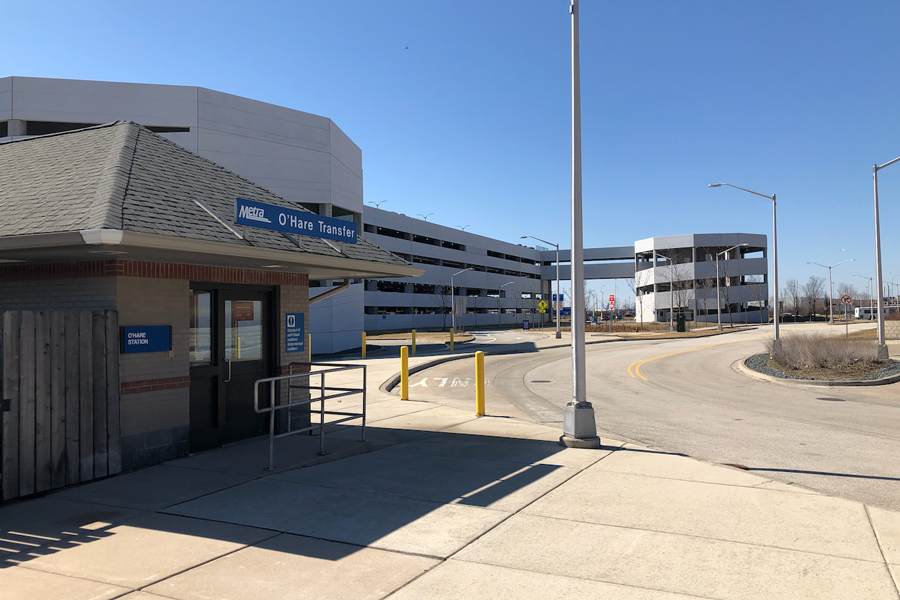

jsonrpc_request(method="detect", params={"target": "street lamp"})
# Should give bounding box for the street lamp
[873,154,899,357]
[853,275,875,316]
[716,243,748,331]
[709,183,780,346]
[806,259,854,323]
[450,267,474,333]
[498,281,514,327]
[457,225,471,231]
[417,213,434,221]
[559,0,599,448]
[522,235,562,339]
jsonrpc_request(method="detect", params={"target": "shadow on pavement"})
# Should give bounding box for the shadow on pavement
[0,426,608,567]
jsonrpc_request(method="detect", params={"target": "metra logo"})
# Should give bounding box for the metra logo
[238,204,271,223]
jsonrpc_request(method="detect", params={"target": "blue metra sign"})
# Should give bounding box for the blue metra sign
[285,313,305,353]
[234,198,357,244]
[121,326,171,354]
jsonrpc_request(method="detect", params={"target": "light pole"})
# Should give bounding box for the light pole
[417,213,434,222]
[457,225,471,231]
[709,183,780,346]
[807,259,854,323]
[873,155,899,356]
[853,275,874,316]
[716,244,748,331]
[559,0,598,448]
[498,281,514,327]
[522,235,562,339]
[450,267,474,333]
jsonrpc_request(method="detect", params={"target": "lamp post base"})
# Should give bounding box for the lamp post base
[555,331,562,339]
[877,343,889,360]
[559,402,601,449]
[770,338,782,354]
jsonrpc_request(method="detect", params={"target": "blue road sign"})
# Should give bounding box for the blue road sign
[552,293,565,302]
[285,313,305,353]
[121,326,171,354]
[235,198,357,244]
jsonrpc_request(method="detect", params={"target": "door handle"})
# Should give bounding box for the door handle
[223,358,233,383]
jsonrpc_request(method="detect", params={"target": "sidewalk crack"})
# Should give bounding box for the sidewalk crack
[865,504,900,599]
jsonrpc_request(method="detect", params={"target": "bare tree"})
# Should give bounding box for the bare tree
[745,274,767,324]
[803,275,826,319]
[433,283,451,330]
[783,279,802,317]
[626,277,644,331]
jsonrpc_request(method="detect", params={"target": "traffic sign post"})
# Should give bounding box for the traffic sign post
[841,295,852,338]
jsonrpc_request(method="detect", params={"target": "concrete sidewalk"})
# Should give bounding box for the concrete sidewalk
[2,337,899,599]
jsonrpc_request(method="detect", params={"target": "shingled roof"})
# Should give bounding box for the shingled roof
[0,121,414,273]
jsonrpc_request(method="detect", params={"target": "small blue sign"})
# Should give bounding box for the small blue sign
[235,198,357,244]
[552,293,565,302]
[561,307,572,317]
[523,320,530,331]
[121,326,171,354]
[285,313,305,353]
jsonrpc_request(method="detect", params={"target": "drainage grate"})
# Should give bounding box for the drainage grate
[816,397,845,402]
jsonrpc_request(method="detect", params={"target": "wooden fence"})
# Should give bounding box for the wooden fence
[1,311,120,501]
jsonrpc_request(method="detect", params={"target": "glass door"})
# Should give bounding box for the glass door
[222,289,272,443]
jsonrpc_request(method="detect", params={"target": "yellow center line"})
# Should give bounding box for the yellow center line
[628,332,773,381]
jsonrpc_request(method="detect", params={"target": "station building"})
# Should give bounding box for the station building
[0,121,419,499]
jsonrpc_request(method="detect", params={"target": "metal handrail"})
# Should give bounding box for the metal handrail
[253,362,367,471]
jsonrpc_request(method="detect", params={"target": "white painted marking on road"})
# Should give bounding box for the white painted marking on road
[451,378,471,387]
[436,378,449,387]
[410,378,428,387]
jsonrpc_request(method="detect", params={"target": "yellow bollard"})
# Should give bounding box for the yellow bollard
[450,328,455,352]
[400,346,409,400]
[362,332,367,359]
[308,333,312,363]
[411,329,416,356]
[475,351,485,416]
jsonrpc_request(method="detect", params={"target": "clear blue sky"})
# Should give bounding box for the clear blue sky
[4,0,900,302]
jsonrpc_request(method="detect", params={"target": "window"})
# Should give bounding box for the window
[0,121,7,138]
[442,241,465,251]
[376,281,406,293]
[443,260,464,269]
[413,234,440,246]
[190,290,213,366]
[412,255,439,265]
[377,226,411,241]
[487,250,504,259]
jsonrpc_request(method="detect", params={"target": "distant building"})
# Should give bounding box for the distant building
[634,234,770,324]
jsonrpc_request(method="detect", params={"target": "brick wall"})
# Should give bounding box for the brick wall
[1,259,312,472]
[0,277,117,311]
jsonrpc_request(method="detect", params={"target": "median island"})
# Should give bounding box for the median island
[744,332,900,383]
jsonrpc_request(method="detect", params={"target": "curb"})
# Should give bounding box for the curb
[733,355,900,387]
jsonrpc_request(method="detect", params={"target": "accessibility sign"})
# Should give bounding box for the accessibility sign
[235,198,357,244]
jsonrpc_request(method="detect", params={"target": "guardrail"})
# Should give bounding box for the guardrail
[253,362,367,471]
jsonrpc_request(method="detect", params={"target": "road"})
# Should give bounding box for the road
[408,323,900,512]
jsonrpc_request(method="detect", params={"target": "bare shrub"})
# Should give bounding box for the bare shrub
[886,311,900,321]
[766,333,883,370]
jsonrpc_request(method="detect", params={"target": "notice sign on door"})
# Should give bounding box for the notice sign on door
[233,301,255,321]
[285,313,305,353]
[121,326,172,354]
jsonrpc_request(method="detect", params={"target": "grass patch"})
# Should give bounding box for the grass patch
[765,333,885,379]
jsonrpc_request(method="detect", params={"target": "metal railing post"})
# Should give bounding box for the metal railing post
[318,374,326,455]
[360,365,367,442]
